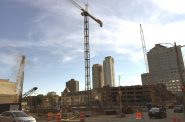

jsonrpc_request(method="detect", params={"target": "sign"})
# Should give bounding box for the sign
[10,105,19,110]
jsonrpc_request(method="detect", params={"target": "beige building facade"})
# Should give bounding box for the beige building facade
[141,44,185,94]
[0,79,17,103]
[92,64,104,89]
[103,56,115,87]
[0,79,16,95]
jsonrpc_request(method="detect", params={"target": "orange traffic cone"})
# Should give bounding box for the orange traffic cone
[55,112,62,122]
[47,112,53,122]
[173,114,177,122]
[80,112,85,122]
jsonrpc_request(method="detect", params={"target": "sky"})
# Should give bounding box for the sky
[1,0,185,95]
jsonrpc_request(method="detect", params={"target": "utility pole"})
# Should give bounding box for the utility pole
[118,75,122,114]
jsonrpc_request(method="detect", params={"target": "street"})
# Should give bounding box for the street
[37,109,185,122]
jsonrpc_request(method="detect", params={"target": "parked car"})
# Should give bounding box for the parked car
[174,105,184,113]
[0,110,36,122]
[148,107,167,119]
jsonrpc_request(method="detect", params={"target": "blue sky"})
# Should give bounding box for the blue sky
[1,0,185,95]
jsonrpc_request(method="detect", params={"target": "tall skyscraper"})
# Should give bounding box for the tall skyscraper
[141,44,185,94]
[103,56,115,87]
[92,64,104,89]
[66,79,79,92]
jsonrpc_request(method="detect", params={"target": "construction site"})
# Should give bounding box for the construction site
[0,38,184,121]
[1,0,185,122]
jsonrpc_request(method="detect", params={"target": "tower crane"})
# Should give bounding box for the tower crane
[70,0,103,105]
[140,24,148,73]
[16,55,26,104]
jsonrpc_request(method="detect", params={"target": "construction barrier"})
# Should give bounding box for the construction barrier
[173,114,181,122]
[177,118,181,122]
[55,112,62,122]
[173,114,177,122]
[47,112,53,121]
[135,111,143,120]
[80,112,85,122]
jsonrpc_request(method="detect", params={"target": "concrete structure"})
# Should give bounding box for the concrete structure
[0,95,18,104]
[103,56,115,87]
[0,79,17,104]
[92,64,104,89]
[0,79,16,95]
[97,84,174,108]
[47,91,57,96]
[66,79,79,93]
[141,44,185,94]
[60,84,174,108]
[61,90,86,106]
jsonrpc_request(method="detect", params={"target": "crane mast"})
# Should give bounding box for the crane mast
[16,55,26,104]
[140,24,148,73]
[70,0,103,105]
[83,4,90,96]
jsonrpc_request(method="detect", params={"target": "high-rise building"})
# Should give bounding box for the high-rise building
[92,64,104,89]
[66,79,79,92]
[103,56,115,87]
[141,44,185,94]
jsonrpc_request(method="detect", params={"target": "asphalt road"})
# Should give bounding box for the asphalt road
[86,109,185,122]
[37,109,185,122]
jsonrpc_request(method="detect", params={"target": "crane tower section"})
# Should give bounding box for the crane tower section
[140,24,148,73]
[70,0,103,105]
[16,55,26,103]
[83,4,90,93]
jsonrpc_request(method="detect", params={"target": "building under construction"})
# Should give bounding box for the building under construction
[60,84,175,110]
[142,44,185,94]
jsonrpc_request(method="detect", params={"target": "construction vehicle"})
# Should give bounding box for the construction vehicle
[22,87,38,111]
[22,87,37,98]
[0,55,26,113]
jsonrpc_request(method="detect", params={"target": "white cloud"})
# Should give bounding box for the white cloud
[142,21,185,50]
[2,1,185,74]
[0,39,40,48]
[62,56,74,63]
[153,0,185,14]
[0,52,21,66]
[2,0,185,66]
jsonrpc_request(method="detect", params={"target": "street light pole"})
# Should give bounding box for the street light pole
[118,75,122,114]
[118,75,125,117]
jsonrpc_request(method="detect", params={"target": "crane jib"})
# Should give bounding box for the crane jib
[81,11,103,27]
